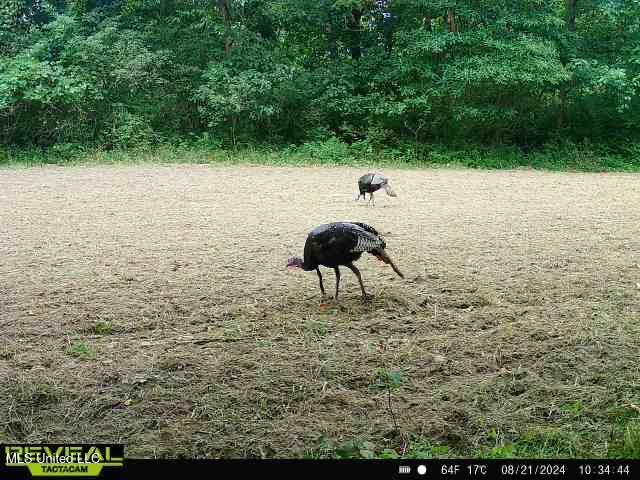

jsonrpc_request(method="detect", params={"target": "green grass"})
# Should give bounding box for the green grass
[85,321,115,335]
[305,414,640,459]
[611,422,640,458]
[66,341,95,360]
[1,139,640,172]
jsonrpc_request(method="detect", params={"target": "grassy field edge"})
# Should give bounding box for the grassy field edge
[2,140,640,173]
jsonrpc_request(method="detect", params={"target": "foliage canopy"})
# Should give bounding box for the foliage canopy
[1,0,638,150]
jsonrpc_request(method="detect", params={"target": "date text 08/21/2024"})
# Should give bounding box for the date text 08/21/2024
[406,463,633,477]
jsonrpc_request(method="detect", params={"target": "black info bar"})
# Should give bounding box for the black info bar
[123,459,637,479]
[1,445,638,480]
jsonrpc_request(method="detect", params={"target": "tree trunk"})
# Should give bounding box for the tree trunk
[384,28,394,57]
[217,0,235,145]
[231,114,237,150]
[217,0,233,56]
[566,0,577,32]
[447,8,457,33]
[160,0,176,18]
[557,1,578,129]
[557,87,567,130]
[348,8,362,60]
[325,20,337,59]
[383,13,395,57]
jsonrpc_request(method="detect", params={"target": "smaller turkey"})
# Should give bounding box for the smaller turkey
[355,173,397,207]
[286,222,404,301]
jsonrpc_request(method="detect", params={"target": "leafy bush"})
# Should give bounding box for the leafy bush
[0,0,638,151]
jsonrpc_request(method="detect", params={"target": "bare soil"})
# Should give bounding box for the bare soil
[1,164,640,458]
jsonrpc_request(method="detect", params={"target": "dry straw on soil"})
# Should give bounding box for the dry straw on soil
[1,164,639,457]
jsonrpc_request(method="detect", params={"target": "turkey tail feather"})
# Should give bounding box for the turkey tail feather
[374,249,404,279]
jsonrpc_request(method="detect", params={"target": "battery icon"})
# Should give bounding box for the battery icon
[399,466,411,474]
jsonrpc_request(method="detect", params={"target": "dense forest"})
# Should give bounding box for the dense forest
[1,0,639,156]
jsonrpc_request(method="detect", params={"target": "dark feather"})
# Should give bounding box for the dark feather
[357,173,396,199]
[302,222,396,271]
[296,222,404,299]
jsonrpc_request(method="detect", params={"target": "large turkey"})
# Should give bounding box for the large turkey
[355,173,397,206]
[286,222,404,301]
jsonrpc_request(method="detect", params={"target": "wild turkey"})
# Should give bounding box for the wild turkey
[355,173,397,206]
[286,222,404,300]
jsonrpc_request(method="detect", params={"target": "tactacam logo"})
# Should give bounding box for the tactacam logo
[4,444,124,477]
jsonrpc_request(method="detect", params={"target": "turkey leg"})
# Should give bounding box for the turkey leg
[346,263,370,300]
[316,268,326,297]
